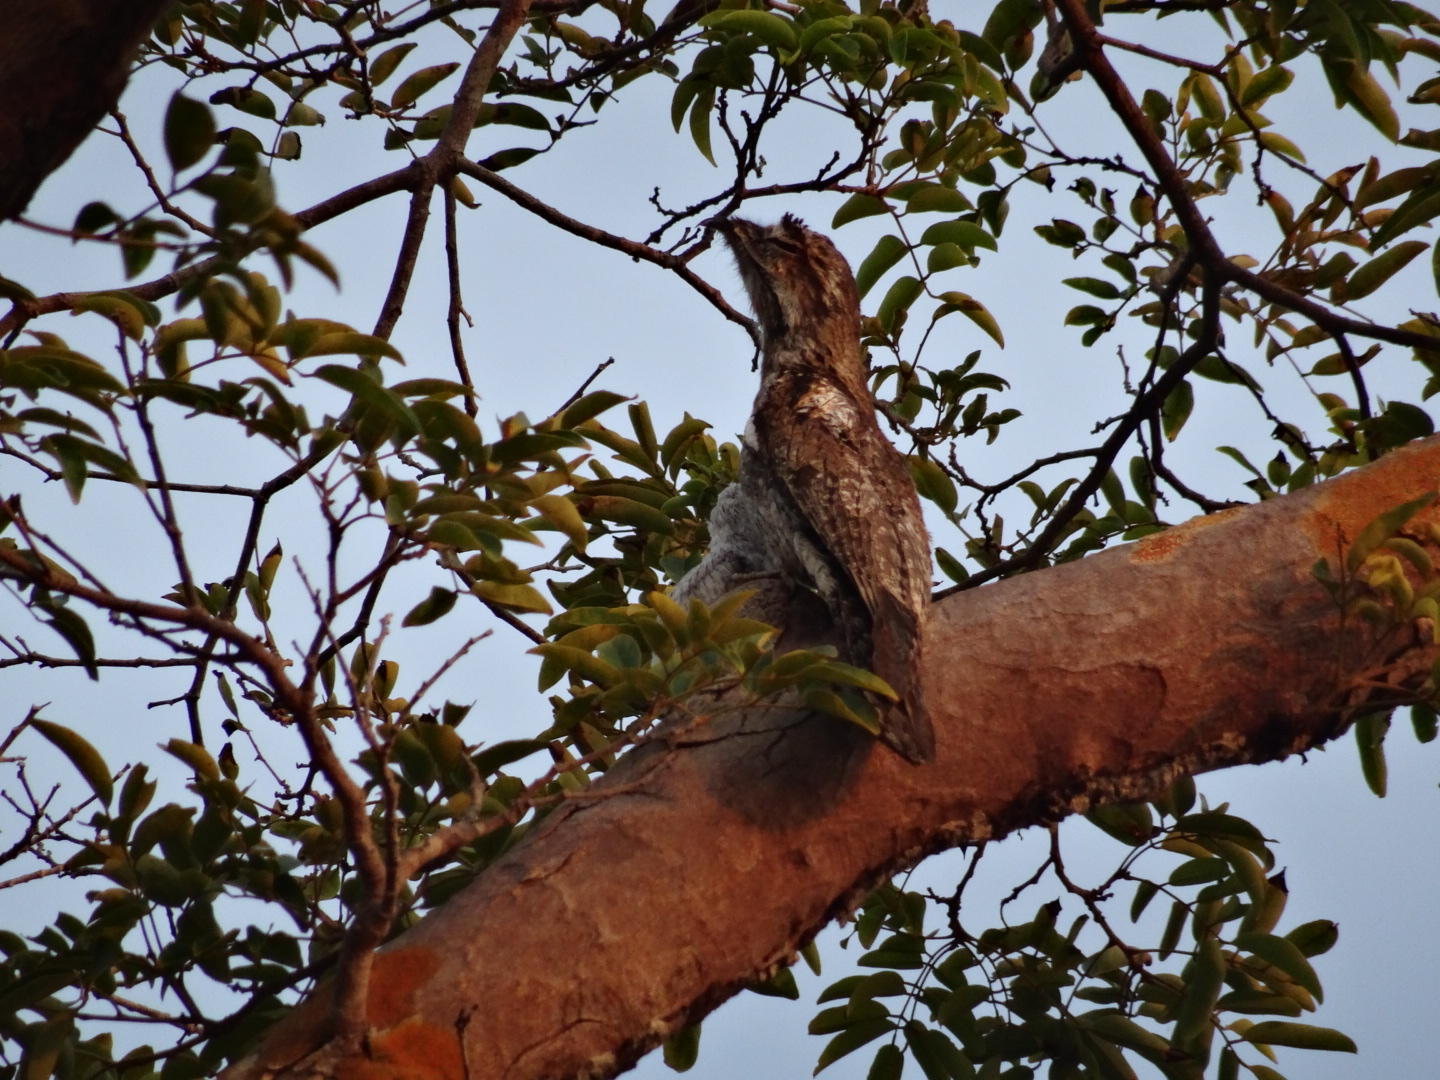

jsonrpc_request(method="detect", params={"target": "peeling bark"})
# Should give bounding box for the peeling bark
[0,0,169,221]
[224,438,1440,1080]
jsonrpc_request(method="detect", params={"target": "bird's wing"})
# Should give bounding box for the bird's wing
[760,376,935,761]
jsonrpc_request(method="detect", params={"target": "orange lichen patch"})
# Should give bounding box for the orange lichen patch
[1130,508,1242,563]
[368,947,443,1030]
[364,1018,466,1080]
[1303,443,1440,557]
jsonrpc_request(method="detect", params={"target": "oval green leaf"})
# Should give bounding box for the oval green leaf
[32,719,113,806]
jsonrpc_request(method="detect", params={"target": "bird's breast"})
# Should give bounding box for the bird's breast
[793,380,860,441]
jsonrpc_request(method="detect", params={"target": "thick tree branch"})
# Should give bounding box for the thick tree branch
[0,0,171,220]
[223,436,1440,1080]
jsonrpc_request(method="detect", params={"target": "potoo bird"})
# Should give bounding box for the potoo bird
[675,214,935,764]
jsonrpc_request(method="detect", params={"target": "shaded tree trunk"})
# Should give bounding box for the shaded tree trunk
[224,437,1440,1080]
[0,0,170,221]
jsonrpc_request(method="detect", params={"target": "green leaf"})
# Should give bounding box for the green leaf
[72,293,150,340]
[906,1020,973,1080]
[1346,491,1438,573]
[1169,857,1227,886]
[1344,240,1429,299]
[1216,445,1264,478]
[866,1043,904,1080]
[833,194,891,229]
[472,738,547,777]
[369,43,418,86]
[670,79,700,133]
[935,292,1004,347]
[1369,179,1440,248]
[74,201,119,235]
[580,494,675,535]
[799,16,852,55]
[1082,1013,1170,1063]
[814,1018,897,1075]
[390,63,460,109]
[163,738,220,781]
[876,276,923,333]
[708,9,798,50]
[297,332,402,361]
[1234,932,1323,1001]
[1256,131,1306,163]
[403,587,458,627]
[41,603,99,677]
[803,688,882,735]
[906,185,973,215]
[908,456,957,515]
[918,220,996,253]
[21,1010,75,1080]
[926,243,970,273]
[1354,711,1389,798]
[474,580,552,615]
[689,85,717,166]
[531,494,588,551]
[477,146,539,172]
[1285,919,1338,957]
[315,365,421,438]
[1342,63,1400,141]
[935,547,968,583]
[1172,937,1226,1047]
[1242,1022,1356,1053]
[32,720,112,806]
[562,390,629,427]
[663,1023,702,1072]
[810,660,897,700]
[749,966,800,999]
[209,85,276,120]
[1243,65,1294,105]
[1162,379,1194,441]
[856,235,909,299]
[1063,277,1122,300]
[163,93,216,171]
[1411,703,1438,743]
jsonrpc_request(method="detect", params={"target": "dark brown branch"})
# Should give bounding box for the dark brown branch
[373,184,435,341]
[944,270,1222,594]
[0,166,415,340]
[1054,0,1440,359]
[557,356,615,413]
[110,109,216,238]
[443,186,479,417]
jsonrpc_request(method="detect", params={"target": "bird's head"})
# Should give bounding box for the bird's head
[707,214,861,348]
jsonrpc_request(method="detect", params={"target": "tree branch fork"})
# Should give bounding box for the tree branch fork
[221,436,1440,1080]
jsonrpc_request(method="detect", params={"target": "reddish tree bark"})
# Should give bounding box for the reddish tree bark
[0,0,170,221]
[225,437,1440,1080]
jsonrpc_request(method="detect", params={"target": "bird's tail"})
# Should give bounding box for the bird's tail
[870,596,935,764]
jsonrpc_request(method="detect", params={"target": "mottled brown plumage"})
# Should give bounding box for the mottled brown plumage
[677,214,935,763]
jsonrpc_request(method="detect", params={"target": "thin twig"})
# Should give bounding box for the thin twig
[458,159,761,348]
[444,186,479,417]
[558,357,616,413]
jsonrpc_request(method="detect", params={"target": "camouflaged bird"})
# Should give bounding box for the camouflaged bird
[675,214,935,764]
